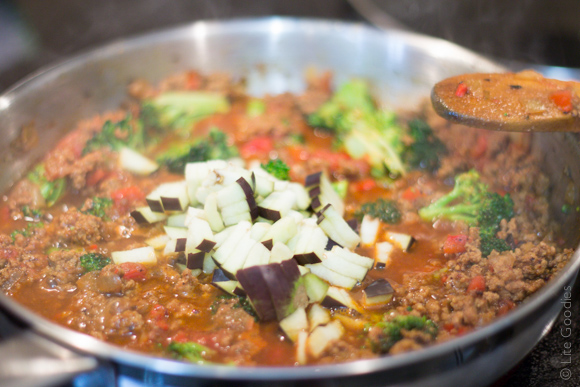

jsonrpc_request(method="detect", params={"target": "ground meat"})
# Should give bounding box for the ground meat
[55,208,105,245]
[317,339,375,364]
[213,299,255,331]
[6,179,45,214]
[41,249,84,290]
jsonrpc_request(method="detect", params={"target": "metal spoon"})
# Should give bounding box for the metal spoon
[431,70,580,132]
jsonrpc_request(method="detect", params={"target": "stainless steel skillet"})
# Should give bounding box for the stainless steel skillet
[0,17,579,387]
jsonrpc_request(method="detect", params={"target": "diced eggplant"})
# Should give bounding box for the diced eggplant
[185,160,228,204]
[260,217,298,246]
[385,231,415,252]
[174,238,187,253]
[204,192,225,232]
[162,239,178,256]
[321,286,362,313]
[118,147,159,176]
[211,280,239,296]
[186,251,206,270]
[212,268,230,282]
[305,263,357,290]
[287,223,327,265]
[216,182,247,209]
[317,205,361,250]
[287,183,311,210]
[279,307,308,342]
[307,320,344,358]
[261,239,273,250]
[252,173,275,198]
[212,221,252,265]
[307,303,331,332]
[362,279,394,307]
[259,261,308,321]
[214,226,235,249]
[306,171,345,217]
[163,226,188,239]
[331,246,374,269]
[166,213,188,228]
[242,242,271,269]
[220,199,251,220]
[203,254,217,274]
[184,206,207,226]
[130,206,168,224]
[236,177,258,220]
[257,191,297,221]
[111,246,157,265]
[269,242,293,263]
[236,266,277,321]
[146,181,189,213]
[297,265,310,276]
[186,217,216,254]
[249,222,271,241]
[375,241,394,265]
[359,215,380,246]
[302,273,329,303]
[321,250,368,282]
[220,237,256,279]
[296,331,308,365]
[145,234,170,250]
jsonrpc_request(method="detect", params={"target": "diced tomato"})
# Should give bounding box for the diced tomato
[402,186,422,201]
[455,82,468,97]
[443,234,468,254]
[185,71,202,90]
[111,185,145,209]
[148,304,169,330]
[497,299,515,316]
[86,169,108,187]
[353,178,376,192]
[550,89,573,113]
[457,326,470,336]
[120,262,147,281]
[467,275,486,293]
[441,275,448,284]
[471,135,488,159]
[88,244,99,251]
[240,136,274,159]
[443,323,455,332]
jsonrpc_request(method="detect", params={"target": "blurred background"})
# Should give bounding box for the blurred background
[0,1,578,386]
[2,0,580,91]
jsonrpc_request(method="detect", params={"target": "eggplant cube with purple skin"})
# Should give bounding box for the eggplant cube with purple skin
[236,260,308,322]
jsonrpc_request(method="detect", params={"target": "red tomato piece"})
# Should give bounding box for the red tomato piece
[353,178,376,192]
[443,234,468,254]
[550,89,573,113]
[148,304,169,330]
[111,185,145,208]
[455,82,468,97]
[240,136,274,159]
[120,262,147,281]
[467,275,486,293]
[401,186,422,201]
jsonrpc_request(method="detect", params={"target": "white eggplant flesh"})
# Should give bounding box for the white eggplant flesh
[145,234,170,250]
[307,320,344,358]
[279,307,309,342]
[317,205,361,249]
[375,241,394,265]
[287,183,311,210]
[119,147,159,176]
[308,303,331,332]
[184,206,207,226]
[323,286,362,313]
[204,192,225,232]
[249,222,271,241]
[163,226,188,239]
[331,246,374,269]
[296,331,308,365]
[305,263,357,290]
[212,221,252,265]
[261,217,298,245]
[131,206,168,224]
[258,190,297,220]
[321,251,368,281]
[112,246,157,265]
[269,242,293,263]
[203,253,218,274]
[360,215,380,246]
[242,242,271,269]
[385,231,415,252]
[220,237,256,278]
[167,213,188,228]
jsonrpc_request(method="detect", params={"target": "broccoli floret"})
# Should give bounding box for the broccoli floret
[308,80,406,177]
[356,198,401,224]
[331,180,349,200]
[419,170,515,257]
[82,197,113,218]
[11,222,44,243]
[83,114,145,155]
[368,315,438,353]
[403,119,447,172]
[141,91,230,132]
[27,164,66,207]
[21,206,42,219]
[167,341,215,364]
[246,98,266,117]
[80,253,111,272]
[158,128,239,173]
[261,159,290,181]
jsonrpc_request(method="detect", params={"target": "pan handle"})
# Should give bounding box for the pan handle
[0,331,99,387]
